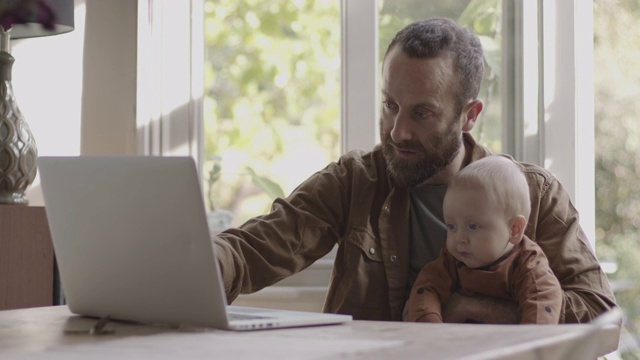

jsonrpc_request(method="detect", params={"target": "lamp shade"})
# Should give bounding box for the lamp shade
[8,0,74,39]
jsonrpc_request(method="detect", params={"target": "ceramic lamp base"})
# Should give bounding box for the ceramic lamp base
[0,33,38,205]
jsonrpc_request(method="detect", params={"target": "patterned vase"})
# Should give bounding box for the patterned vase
[0,30,37,205]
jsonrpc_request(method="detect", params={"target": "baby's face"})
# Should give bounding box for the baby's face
[443,187,514,268]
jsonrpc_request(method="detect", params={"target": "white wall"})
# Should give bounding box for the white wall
[13,0,138,206]
[79,0,138,156]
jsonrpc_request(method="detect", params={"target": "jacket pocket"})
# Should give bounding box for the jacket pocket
[328,227,389,319]
[346,226,383,262]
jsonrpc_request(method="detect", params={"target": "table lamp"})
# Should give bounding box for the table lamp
[0,0,74,205]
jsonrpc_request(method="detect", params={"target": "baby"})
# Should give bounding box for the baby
[404,156,562,324]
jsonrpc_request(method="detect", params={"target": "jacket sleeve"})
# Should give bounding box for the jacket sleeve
[404,248,457,323]
[213,156,355,303]
[524,168,617,323]
[512,250,563,324]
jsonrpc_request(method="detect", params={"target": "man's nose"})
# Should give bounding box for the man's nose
[389,112,413,143]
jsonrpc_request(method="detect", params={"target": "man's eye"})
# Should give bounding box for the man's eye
[446,223,456,231]
[414,110,430,119]
[382,101,397,110]
[468,224,479,230]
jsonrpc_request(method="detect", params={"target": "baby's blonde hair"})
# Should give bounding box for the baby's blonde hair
[448,156,531,220]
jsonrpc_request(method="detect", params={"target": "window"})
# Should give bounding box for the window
[202,0,506,227]
[202,1,341,227]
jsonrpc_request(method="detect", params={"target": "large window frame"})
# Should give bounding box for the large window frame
[136,0,596,249]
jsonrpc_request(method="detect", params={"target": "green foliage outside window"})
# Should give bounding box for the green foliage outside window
[203,0,341,224]
[593,0,640,356]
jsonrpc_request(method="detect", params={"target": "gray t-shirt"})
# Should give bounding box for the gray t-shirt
[407,184,448,295]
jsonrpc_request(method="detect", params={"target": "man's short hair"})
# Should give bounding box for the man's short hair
[383,17,484,114]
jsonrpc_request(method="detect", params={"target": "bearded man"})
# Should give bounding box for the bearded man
[214,17,616,324]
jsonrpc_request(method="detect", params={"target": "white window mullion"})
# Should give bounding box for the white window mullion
[503,0,595,248]
[501,0,541,164]
[341,0,379,153]
[191,0,205,171]
[137,0,161,156]
[574,1,596,249]
[137,0,202,168]
[541,0,595,247]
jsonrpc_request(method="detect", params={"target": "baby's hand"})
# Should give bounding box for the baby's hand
[443,292,519,324]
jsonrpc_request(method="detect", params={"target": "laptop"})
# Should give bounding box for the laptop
[38,156,352,331]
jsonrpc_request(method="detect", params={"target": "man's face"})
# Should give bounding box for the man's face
[379,47,465,188]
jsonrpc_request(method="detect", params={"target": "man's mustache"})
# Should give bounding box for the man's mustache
[387,140,423,152]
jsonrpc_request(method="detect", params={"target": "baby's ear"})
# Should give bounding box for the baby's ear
[509,216,527,244]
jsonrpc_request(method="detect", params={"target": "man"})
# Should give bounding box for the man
[214,17,616,323]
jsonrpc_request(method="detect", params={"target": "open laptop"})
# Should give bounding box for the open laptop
[38,156,352,331]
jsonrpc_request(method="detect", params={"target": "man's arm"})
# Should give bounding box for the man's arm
[526,170,617,323]
[213,155,359,303]
[513,248,563,324]
[215,195,340,303]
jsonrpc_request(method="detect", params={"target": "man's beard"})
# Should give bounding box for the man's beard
[381,122,462,188]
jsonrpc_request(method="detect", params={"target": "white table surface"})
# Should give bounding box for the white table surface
[0,306,620,360]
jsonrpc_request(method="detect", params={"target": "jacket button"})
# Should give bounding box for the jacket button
[369,248,376,255]
[390,255,397,262]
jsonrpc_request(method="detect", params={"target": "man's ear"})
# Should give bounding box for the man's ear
[508,215,527,244]
[461,99,483,132]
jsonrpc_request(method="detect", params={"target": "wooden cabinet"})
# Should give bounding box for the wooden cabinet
[0,205,55,310]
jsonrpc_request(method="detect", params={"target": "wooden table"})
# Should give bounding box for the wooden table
[0,306,620,359]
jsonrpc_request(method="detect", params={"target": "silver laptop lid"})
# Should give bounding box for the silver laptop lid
[38,156,230,328]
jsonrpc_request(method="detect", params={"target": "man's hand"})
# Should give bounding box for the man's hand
[442,292,520,324]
